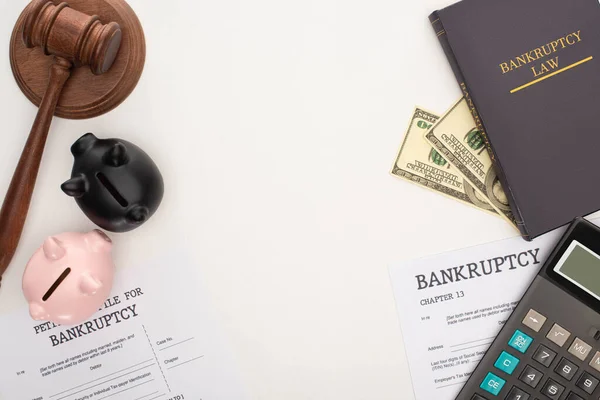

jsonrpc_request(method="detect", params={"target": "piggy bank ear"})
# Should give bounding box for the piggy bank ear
[29,302,48,321]
[42,237,66,261]
[61,175,88,198]
[103,142,129,167]
[85,230,112,252]
[79,273,103,296]
[71,133,98,157]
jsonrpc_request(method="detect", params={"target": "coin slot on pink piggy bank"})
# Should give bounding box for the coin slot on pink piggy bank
[22,230,115,325]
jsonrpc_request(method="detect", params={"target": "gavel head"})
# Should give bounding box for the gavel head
[22,0,122,75]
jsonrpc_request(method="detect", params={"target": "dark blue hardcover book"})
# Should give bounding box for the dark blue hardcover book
[430,0,600,240]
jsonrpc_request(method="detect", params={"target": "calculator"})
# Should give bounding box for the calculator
[456,218,600,400]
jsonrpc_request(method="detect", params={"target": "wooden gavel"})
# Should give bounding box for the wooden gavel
[0,0,122,284]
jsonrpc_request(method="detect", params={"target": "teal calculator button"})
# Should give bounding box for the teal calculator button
[494,351,520,374]
[480,372,506,396]
[508,330,533,353]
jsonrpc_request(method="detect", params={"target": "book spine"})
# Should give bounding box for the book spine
[429,12,531,240]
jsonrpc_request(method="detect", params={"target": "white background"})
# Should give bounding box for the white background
[0,0,550,398]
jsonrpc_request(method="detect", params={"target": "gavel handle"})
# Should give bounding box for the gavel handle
[0,57,72,283]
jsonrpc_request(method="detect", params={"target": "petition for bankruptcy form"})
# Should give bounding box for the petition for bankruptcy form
[0,252,248,400]
[390,218,600,400]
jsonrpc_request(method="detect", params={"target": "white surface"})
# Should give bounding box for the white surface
[0,0,565,398]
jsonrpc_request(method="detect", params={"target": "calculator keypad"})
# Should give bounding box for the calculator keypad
[473,308,600,399]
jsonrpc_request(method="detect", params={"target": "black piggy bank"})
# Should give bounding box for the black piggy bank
[61,133,164,232]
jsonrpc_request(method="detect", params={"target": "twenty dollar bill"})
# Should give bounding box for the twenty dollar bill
[423,98,517,228]
[391,107,497,214]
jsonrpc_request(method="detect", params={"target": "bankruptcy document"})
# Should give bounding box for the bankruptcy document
[389,219,600,400]
[0,252,248,400]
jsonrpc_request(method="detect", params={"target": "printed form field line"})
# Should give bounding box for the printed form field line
[96,379,155,400]
[451,342,493,352]
[449,337,495,348]
[436,380,467,389]
[158,337,195,351]
[53,364,155,400]
[50,359,154,398]
[134,391,159,400]
[166,355,205,370]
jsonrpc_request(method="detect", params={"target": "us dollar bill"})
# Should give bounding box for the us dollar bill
[423,97,517,228]
[391,107,497,214]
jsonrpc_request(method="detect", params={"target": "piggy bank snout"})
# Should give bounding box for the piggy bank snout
[86,229,113,253]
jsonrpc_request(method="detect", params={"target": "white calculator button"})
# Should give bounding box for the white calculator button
[546,324,571,347]
[589,351,600,373]
[522,309,547,332]
[568,337,592,361]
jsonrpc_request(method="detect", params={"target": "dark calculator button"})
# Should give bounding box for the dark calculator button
[471,395,489,400]
[554,357,578,381]
[505,386,530,400]
[565,392,584,400]
[540,379,565,400]
[519,365,543,388]
[532,345,556,367]
[576,371,599,394]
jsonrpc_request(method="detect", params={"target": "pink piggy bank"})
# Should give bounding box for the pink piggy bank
[22,230,115,325]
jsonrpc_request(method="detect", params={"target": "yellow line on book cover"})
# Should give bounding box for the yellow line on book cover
[510,56,593,94]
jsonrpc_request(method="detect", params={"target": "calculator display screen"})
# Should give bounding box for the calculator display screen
[554,240,600,300]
